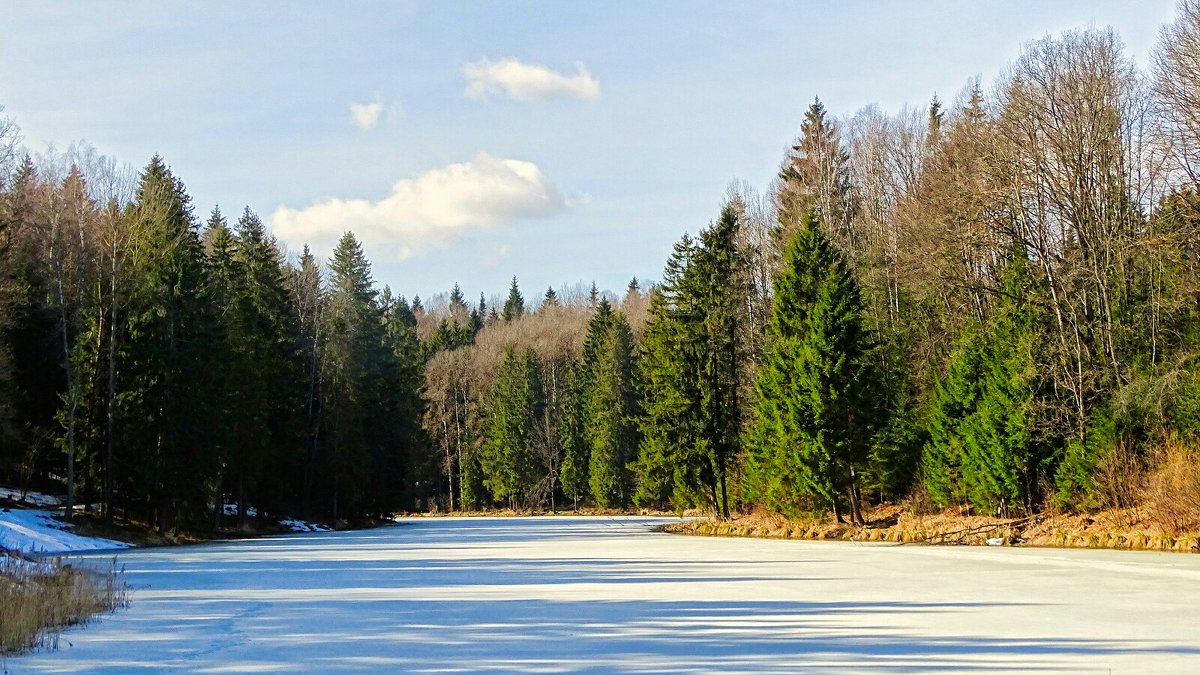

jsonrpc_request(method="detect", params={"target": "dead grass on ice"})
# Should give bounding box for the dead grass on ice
[0,554,128,655]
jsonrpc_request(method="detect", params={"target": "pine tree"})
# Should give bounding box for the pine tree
[449,283,467,313]
[745,211,880,524]
[203,207,240,524]
[291,245,323,520]
[691,203,744,519]
[232,207,303,521]
[776,98,856,254]
[633,203,748,518]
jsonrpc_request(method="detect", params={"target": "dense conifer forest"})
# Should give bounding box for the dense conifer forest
[4,3,1200,532]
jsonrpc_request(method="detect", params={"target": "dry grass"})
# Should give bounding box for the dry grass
[664,501,1200,554]
[1143,440,1200,533]
[0,554,127,655]
[665,440,1200,554]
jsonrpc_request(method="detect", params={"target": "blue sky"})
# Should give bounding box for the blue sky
[0,1,1180,302]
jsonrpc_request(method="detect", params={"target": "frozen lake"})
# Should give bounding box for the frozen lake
[7,516,1200,673]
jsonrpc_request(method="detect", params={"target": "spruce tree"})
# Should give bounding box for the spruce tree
[583,300,638,508]
[558,362,589,509]
[122,156,223,532]
[542,286,559,310]
[633,203,748,518]
[502,276,525,322]
[922,325,984,507]
[745,211,879,524]
[291,244,324,520]
[634,235,707,510]
[482,346,543,507]
[322,231,392,521]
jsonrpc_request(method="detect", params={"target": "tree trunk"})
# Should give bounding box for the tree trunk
[104,252,118,523]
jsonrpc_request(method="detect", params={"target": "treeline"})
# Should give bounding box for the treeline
[418,5,1200,521]
[0,152,423,530]
[5,2,1200,529]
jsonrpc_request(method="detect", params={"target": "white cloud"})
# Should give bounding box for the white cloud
[462,58,600,102]
[349,100,385,131]
[270,153,569,260]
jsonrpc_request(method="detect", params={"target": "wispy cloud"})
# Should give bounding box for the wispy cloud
[270,153,569,260]
[349,99,386,131]
[462,58,600,102]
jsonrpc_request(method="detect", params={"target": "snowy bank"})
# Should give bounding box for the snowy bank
[0,508,130,556]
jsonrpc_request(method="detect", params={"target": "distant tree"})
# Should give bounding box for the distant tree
[542,286,559,310]
[776,97,856,255]
[503,276,525,322]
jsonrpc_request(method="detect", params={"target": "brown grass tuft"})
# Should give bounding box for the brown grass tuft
[1143,440,1200,534]
[0,555,127,655]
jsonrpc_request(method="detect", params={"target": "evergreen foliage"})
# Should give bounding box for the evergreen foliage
[582,300,638,507]
[744,211,880,524]
[481,347,544,507]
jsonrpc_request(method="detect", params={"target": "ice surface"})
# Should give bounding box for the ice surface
[6,516,1200,672]
[0,508,130,556]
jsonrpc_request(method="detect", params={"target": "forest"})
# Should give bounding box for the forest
[3,3,1200,533]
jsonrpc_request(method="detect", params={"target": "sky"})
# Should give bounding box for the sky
[0,0,1181,303]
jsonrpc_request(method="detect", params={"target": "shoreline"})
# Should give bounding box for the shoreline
[662,508,1200,554]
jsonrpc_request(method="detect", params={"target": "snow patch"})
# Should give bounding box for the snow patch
[278,518,331,533]
[0,487,64,507]
[222,503,258,518]
[0,508,130,555]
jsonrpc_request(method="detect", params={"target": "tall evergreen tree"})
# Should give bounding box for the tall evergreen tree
[634,235,709,511]
[776,98,856,254]
[745,211,881,524]
[291,244,324,520]
[633,203,747,518]
[322,231,392,521]
[558,362,589,509]
[122,156,223,532]
[583,300,638,508]
[481,346,543,507]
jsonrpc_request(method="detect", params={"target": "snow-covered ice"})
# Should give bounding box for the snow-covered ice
[0,508,129,556]
[6,516,1200,672]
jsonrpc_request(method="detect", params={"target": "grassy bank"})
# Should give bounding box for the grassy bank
[0,553,127,655]
[664,506,1200,553]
